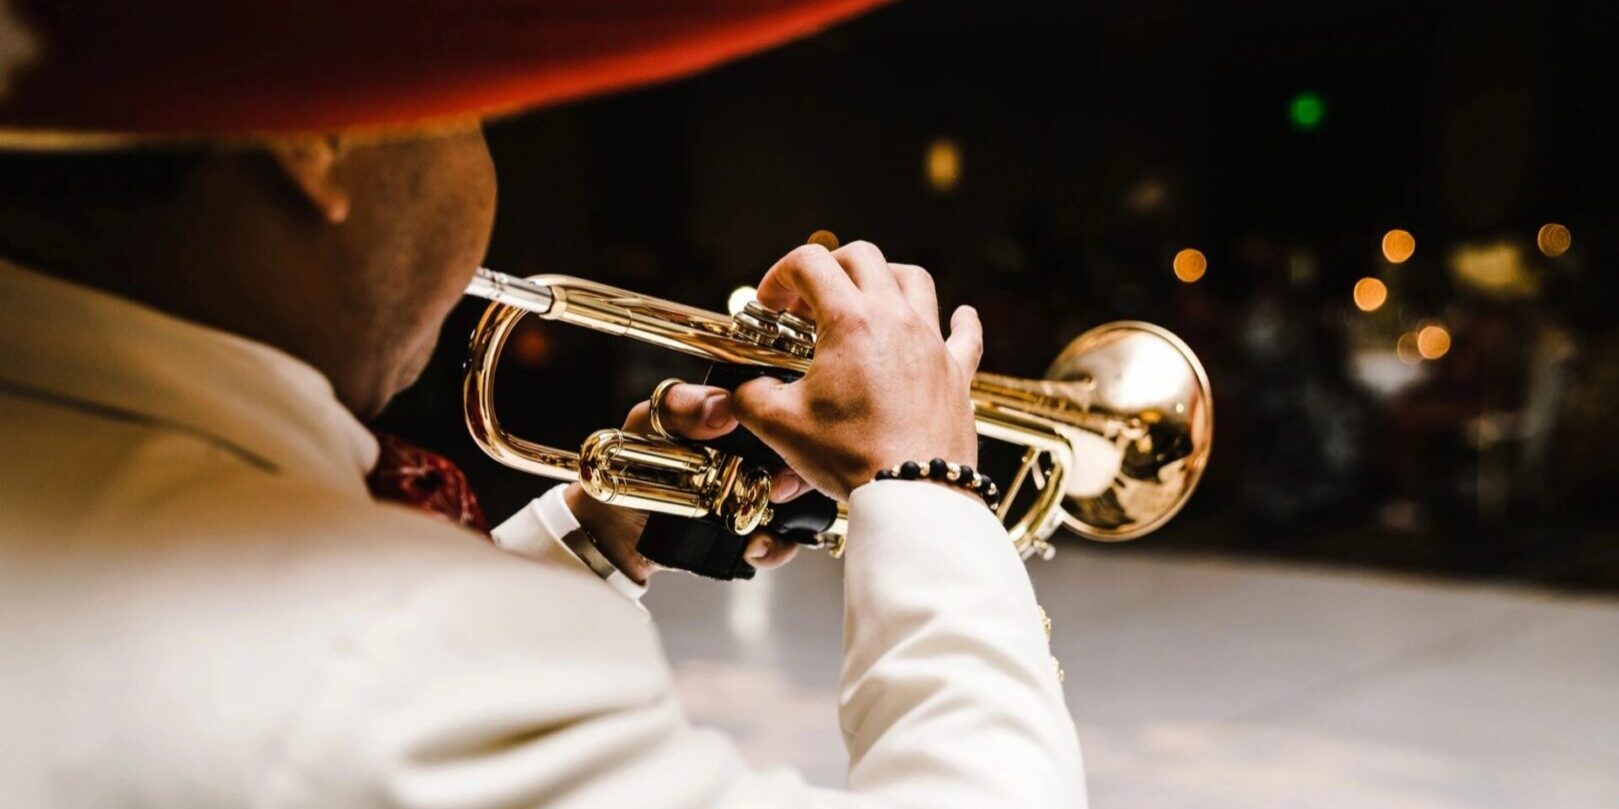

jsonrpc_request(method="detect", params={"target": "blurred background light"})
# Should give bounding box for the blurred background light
[1124,176,1170,215]
[1417,324,1452,359]
[925,138,961,193]
[510,323,552,367]
[1382,229,1416,263]
[1353,277,1388,311]
[1288,91,1327,130]
[1173,248,1208,283]
[806,229,840,251]
[1449,241,1536,298]
[727,285,758,315]
[1396,331,1422,365]
[1537,222,1572,257]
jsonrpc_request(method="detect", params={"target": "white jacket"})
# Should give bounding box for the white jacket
[0,258,1085,808]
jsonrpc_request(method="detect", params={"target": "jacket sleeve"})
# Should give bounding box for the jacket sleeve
[490,483,648,604]
[269,480,1084,809]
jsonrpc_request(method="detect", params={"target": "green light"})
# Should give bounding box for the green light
[1289,91,1326,130]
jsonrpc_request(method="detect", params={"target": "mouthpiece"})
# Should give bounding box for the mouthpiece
[465,268,555,315]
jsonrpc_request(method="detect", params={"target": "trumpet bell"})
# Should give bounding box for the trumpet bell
[1044,322,1212,540]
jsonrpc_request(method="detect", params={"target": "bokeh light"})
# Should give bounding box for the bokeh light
[1396,332,1422,365]
[925,138,961,193]
[727,285,757,315]
[1289,91,1327,130]
[1417,324,1451,359]
[1382,229,1416,263]
[1537,223,1572,257]
[1353,277,1388,312]
[1173,248,1207,283]
[511,323,552,367]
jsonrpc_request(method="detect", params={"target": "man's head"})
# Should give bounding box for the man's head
[0,127,497,418]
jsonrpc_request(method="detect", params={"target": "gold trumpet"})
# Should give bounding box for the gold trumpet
[463,268,1212,561]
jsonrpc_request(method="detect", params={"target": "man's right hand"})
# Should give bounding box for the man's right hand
[732,242,983,501]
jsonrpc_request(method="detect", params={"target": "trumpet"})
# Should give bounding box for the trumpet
[463,268,1212,562]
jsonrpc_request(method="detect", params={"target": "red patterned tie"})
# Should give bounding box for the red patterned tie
[366,431,490,534]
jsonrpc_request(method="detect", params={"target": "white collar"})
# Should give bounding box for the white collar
[0,257,379,496]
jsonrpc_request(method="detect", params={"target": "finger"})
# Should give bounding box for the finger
[890,263,941,334]
[830,241,901,297]
[756,244,861,322]
[731,375,803,442]
[945,305,984,374]
[623,384,738,440]
[744,533,801,570]
[770,468,808,503]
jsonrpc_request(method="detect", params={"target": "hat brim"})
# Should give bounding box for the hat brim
[0,0,886,146]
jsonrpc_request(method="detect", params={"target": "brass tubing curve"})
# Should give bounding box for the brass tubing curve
[463,298,582,480]
[973,401,1072,557]
[462,281,778,533]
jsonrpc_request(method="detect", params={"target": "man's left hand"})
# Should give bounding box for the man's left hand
[563,383,806,584]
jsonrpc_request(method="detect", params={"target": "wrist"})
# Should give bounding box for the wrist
[848,439,977,496]
[869,476,989,506]
[872,457,1001,510]
[563,483,656,584]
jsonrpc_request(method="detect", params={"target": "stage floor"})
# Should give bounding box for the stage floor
[647,544,1619,808]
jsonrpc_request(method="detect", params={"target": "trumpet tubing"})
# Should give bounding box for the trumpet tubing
[463,268,1212,560]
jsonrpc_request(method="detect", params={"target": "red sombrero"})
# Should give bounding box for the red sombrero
[0,0,885,146]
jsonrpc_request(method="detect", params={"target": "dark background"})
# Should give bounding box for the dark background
[379,0,1619,591]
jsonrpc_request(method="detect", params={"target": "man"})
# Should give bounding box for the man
[0,4,1084,807]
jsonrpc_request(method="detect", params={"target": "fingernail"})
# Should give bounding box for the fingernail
[702,393,732,428]
[771,473,801,503]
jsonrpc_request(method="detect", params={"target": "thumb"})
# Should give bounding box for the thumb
[945,305,984,374]
[731,375,802,441]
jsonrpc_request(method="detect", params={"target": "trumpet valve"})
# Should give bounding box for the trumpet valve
[732,301,816,357]
[774,312,817,357]
[732,301,781,346]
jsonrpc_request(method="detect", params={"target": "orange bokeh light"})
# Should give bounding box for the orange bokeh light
[1417,325,1451,359]
[1537,223,1571,257]
[1396,332,1421,365]
[1353,277,1388,312]
[1382,229,1416,263]
[925,139,961,193]
[1173,248,1207,283]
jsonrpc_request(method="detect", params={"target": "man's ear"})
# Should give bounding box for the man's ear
[266,135,350,224]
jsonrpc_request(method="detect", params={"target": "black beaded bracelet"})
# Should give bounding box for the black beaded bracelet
[874,458,1001,509]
